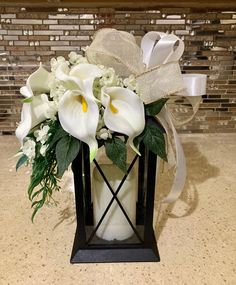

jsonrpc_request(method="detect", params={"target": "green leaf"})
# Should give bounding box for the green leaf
[31,192,46,223]
[105,137,127,173]
[21,97,33,103]
[142,122,167,161]
[28,170,44,200]
[56,135,80,177]
[49,125,68,149]
[16,154,28,171]
[145,98,168,116]
[133,131,145,149]
[31,188,44,200]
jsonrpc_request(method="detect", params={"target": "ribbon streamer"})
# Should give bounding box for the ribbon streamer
[140,31,206,203]
[156,108,186,203]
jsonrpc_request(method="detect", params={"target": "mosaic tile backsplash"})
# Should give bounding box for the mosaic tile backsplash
[0,6,236,134]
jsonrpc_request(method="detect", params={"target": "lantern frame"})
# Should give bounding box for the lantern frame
[70,142,160,263]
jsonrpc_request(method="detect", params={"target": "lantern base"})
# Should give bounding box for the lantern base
[70,228,160,263]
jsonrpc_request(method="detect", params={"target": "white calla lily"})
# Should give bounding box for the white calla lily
[56,62,102,97]
[20,63,52,98]
[56,63,103,161]
[101,86,145,154]
[16,65,54,145]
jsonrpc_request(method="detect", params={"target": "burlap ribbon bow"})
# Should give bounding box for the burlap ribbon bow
[86,28,207,203]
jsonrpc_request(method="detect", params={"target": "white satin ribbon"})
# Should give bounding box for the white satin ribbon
[156,108,186,203]
[172,74,207,126]
[182,74,207,96]
[141,31,184,68]
[140,31,206,203]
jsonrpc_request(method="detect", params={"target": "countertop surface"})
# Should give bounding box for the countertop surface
[0,134,235,285]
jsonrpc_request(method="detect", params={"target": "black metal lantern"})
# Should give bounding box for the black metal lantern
[70,142,160,263]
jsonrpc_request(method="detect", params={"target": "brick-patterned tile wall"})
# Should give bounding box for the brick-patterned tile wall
[0,6,236,134]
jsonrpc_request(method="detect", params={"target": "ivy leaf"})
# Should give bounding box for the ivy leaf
[142,121,167,161]
[145,98,168,116]
[16,154,28,171]
[105,137,127,173]
[56,135,81,177]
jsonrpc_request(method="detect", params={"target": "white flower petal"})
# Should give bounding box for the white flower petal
[55,62,82,90]
[16,95,53,144]
[20,64,52,99]
[27,64,52,94]
[20,86,33,98]
[82,78,98,99]
[30,95,52,127]
[56,63,102,98]
[69,64,103,98]
[22,139,36,160]
[69,63,102,80]
[15,103,32,145]
[58,91,99,162]
[101,87,145,154]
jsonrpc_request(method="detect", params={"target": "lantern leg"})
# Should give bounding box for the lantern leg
[143,149,160,259]
[70,146,86,261]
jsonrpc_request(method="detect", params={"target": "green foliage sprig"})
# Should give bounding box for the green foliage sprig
[17,120,81,221]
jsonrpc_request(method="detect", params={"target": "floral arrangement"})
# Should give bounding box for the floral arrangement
[16,28,206,221]
[16,51,167,221]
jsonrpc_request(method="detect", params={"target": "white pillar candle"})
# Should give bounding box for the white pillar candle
[92,164,137,241]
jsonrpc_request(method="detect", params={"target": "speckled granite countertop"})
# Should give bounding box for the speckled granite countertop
[0,134,235,285]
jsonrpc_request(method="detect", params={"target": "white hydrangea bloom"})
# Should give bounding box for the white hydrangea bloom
[99,67,121,87]
[38,94,57,120]
[97,128,112,140]
[50,56,69,73]
[123,75,140,94]
[49,56,69,105]
[50,83,66,105]
[40,144,48,157]
[68,51,88,65]
[34,125,50,144]
[22,139,36,160]
[45,101,57,120]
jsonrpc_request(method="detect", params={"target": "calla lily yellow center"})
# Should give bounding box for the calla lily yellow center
[109,101,119,114]
[77,95,88,113]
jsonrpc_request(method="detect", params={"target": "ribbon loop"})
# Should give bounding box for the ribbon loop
[141,31,184,68]
[86,28,145,77]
